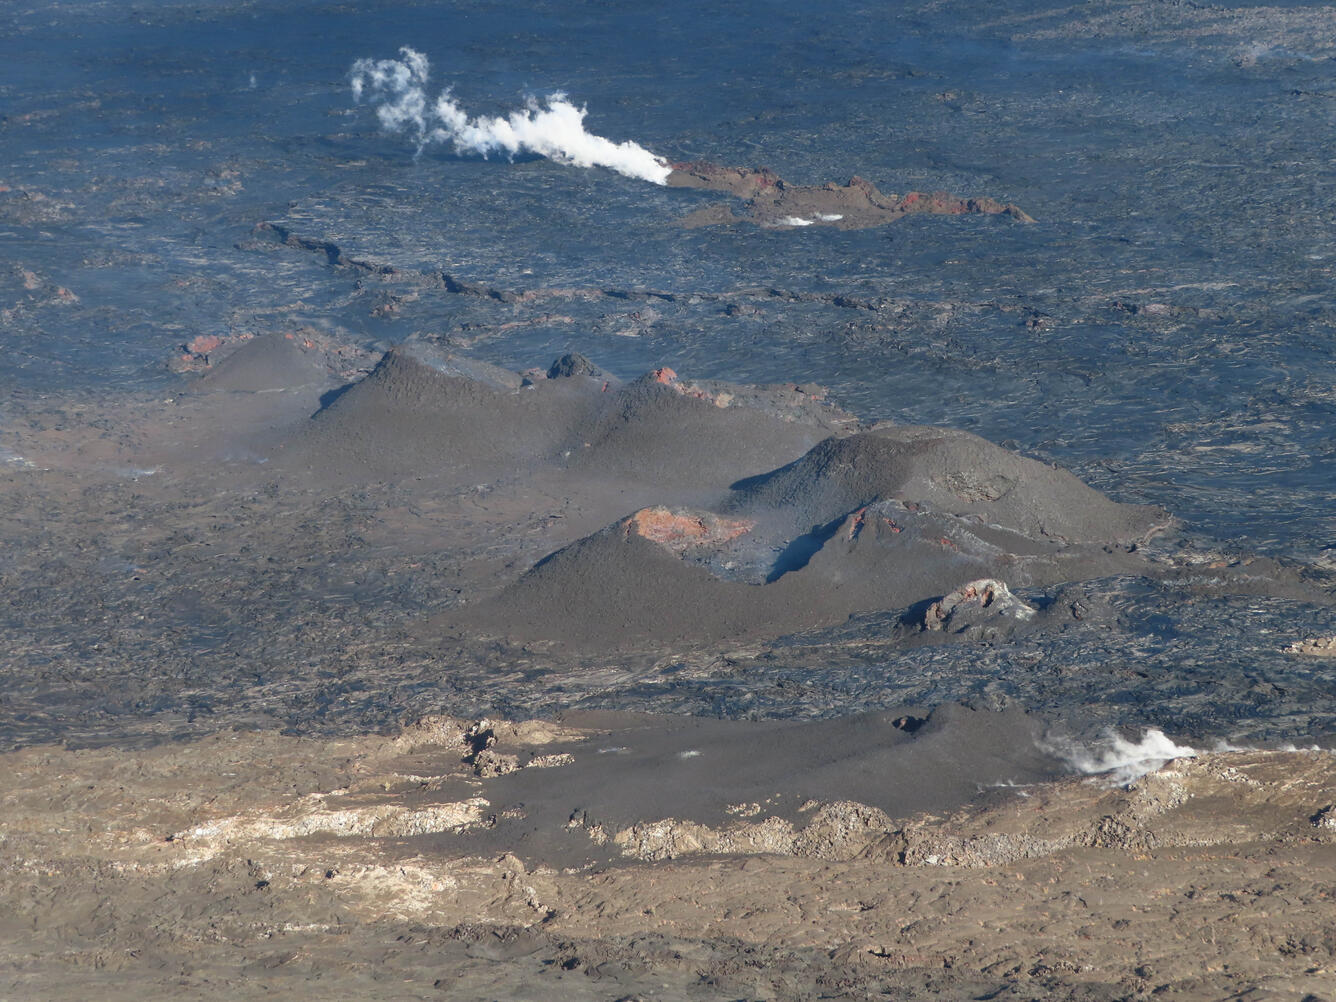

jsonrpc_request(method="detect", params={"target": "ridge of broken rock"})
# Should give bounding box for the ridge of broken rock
[667,161,1036,229]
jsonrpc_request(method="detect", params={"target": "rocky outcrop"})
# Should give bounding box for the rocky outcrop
[5,713,1336,1000]
[668,161,1036,229]
[924,579,1037,633]
[1289,635,1336,657]
[623,506,755,552]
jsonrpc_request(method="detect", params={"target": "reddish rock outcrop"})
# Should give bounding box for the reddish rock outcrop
[925,578,1036,632]
[668,161,1035,230]
[623,506,754,552]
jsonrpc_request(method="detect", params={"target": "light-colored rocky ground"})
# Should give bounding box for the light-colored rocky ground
[3,716,1335,1000]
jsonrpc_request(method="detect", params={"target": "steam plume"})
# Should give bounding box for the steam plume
[350,48,671,185]
[1045,728,1198,785]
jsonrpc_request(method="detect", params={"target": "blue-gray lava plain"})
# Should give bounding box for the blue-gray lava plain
[3,0,1336,999]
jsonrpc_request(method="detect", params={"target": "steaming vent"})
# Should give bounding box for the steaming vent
[350,47,671,184]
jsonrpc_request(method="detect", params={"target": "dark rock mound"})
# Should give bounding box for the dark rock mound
[729,425,1171,546]
[199,332,333,393]
[564,367,852,491]
[272,349,852,489]
[460,426,1174,648]
[459,507,831,648]
[547,352,603,379]
[470,704,1060,863]
[276,342,602,480]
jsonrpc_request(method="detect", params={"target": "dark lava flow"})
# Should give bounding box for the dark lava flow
[1,334,1332,751]
[3,0,1336,750]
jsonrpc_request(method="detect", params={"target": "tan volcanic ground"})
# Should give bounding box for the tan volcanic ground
[3,717,1336,1000]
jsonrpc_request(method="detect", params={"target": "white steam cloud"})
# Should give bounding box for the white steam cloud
[349,48,672,185]
[1045,728,1198,786]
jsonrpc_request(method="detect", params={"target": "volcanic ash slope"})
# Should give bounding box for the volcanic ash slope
[276,342,852,491]
[264,341,1173,650]
[448,382,1171,649]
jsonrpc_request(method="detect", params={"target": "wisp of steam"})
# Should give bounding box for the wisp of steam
[1045,728,1198,786]
[350,48,672,185]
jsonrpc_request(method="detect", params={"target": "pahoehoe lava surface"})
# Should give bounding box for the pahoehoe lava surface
[4,341,1329,751]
